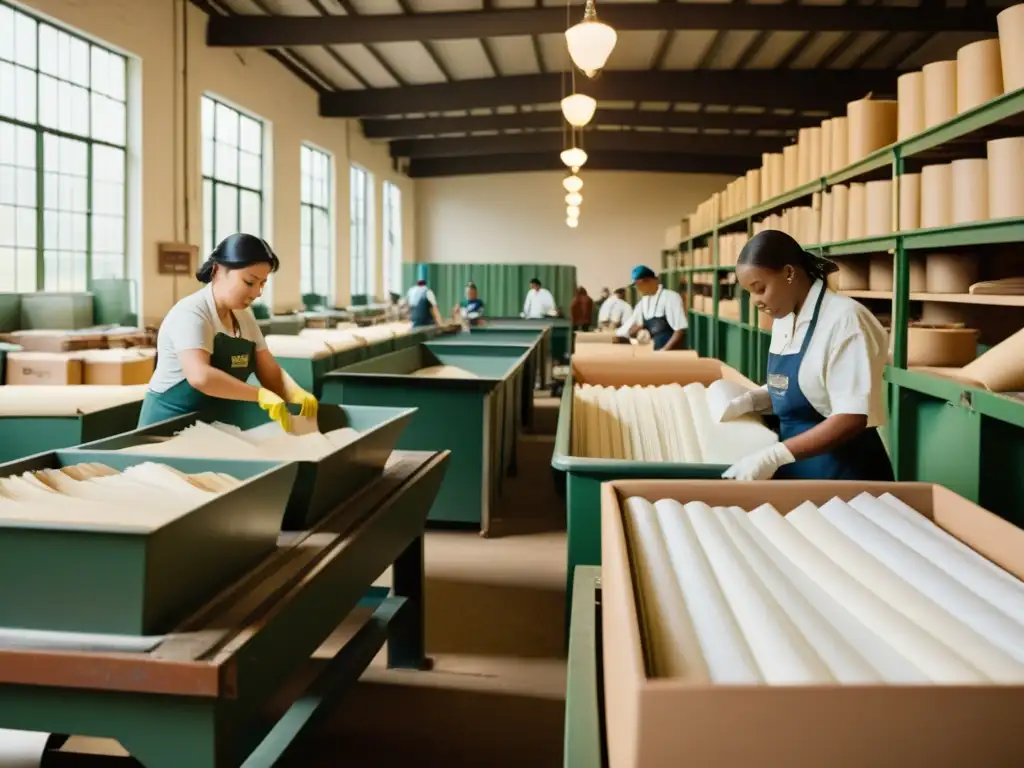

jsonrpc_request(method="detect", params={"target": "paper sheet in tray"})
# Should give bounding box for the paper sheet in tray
[0,385,147,417]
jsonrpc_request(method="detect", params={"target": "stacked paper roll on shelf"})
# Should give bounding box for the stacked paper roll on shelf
[897,71,925,140]
[960,327,1024,392]
[923,60,958,128]
[847,98,897,163]
[907,326,980,367]
[833,258,869,291]
[820,192,833,243]
[807,127,822,183]
[987,137,1024,219]
[922,302,969,325]
[821,119,833,176]
[921,164,953,228]
[864,179,893,237]
[847,183,867,240]
[909,256,927,292]
[798,128,811,185]
[869,256,894,292]
[831,184,849,241]
[761,153,772,200]
[768,153,784,198]
[830,117,848,173]
[747,169,761,208]
[925,253,979,293]
[899,173,921,230]
[951,158,989,224]
[997,4,1024,92]
[957,39,1004,113]
[783,144,799,191]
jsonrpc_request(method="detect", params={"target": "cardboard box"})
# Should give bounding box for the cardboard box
[79,349,155,386]
[600,480,1024,767]
[569,355,753,389]
[9,330,106,353]
[5,352,83,385]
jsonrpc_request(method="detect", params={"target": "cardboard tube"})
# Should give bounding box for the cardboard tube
[987,137,1024,218]
[864,179,893,237]
[807,126,822,184]
[820,191,833,244]
[821,119,833,176]
[761,154,772,200]
[899,173,921,231]
[922,302,969,324]
[920,164,953,228]
[847,183,867,239]
[957,39,1004,113]
[925,252,979,293]
[961,327,1024,392]
[869,256,894,292]
[897,71,925,140]
[909,256,927,292]
[831,184,849,241]
[768,153,784,198]
[834,257,869,291]
[747,168,761,209]
[798,128,811,185]
[847,98,898,162]
[998,4,1024,93]
[783,144,799,191]
[951,158,989,224]
[830,116,849,172]
[923,60,958,128]
[907,327,979,367]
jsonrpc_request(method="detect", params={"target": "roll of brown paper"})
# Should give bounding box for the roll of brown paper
[747,169,761,209]
[922,302,969,325]
[907,327,980,367]
[957,39,1004,113]
[820,191,833,244]
[847,183,867,239]
[761,154,772,200]
[831,184,849,241]
[865,179,894,237]
[899,173,922,231]
[997,4,1024,93]
[847,98,898,162]
[769,153,784,198]
[834,258,870,291]
[921,164,953,228]
[909,256,927,292]
[783,144,799,191]
[923,60,958,128]
[821,119,833,176]
[798,128,811,185]
[808,127,822,184]
[960,327,1024,392]
[869,255,894,292]
[987,137,1024,218]
[831,117,849,172]
[951,158,989,224]
[925,252,980,293]
[897,71,925,140]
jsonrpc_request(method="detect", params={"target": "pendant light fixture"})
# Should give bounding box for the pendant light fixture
[567,205,581,219]
[565,0,617,78]
[560,93,596,128]
[560,146,588,172]
[566,217,579,229]
[565,191,583,206]
[562,174,583,193]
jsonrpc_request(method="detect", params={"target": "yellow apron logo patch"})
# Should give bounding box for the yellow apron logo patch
[231,354,250,369]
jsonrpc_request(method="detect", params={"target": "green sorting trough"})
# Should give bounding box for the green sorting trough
[465,326,549,393]
[0,396,144,463]
[485,318,569,384]
[0,450,295,635]
[551,357,749,623]
[72,401,415,530]
[321,342,530,533]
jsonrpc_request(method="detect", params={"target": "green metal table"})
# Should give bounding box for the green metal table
[0,451,449,768]
[564,566,604,768]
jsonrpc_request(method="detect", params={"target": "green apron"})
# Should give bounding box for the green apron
[138,331,257,427]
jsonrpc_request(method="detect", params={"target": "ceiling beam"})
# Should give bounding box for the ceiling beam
[322,70,899,117]
[362,108,817,139]
[206,6,997,47]
[390,131,779,160]
[407,151,752,179]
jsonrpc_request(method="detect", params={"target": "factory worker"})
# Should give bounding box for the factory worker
[721,229,892,482]
[457,281,485,325]
[407,277,444,329]
[138,233,317,431]
[522,278,557,318]
[615,265,687,350]
[598,287,632,330]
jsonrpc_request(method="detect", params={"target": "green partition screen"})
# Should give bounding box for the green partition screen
[402,263,577,318]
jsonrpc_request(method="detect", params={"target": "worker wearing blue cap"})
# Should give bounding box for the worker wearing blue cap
[615,265,688,351]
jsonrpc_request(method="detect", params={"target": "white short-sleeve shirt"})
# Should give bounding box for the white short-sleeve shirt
[767,279,889,428]
[598,296,632,326]
[149,284,267,394]
[616,287,688,337]
[523,288,556,318]
[406,285,438,307]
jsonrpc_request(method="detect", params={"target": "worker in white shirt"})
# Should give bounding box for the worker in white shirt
[407,278,444,329]
[615,266,687,350]
[719,229,892,482]
[598,288,632,330]
[521,278,558,319]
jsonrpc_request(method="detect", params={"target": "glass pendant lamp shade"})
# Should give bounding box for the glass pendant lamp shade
[562,174,583,193]
[561,94,597,127]
[565,192,583,206]
[566,217,579,229]
[567,205,581,219]
[560,147,588,171]
[565,1,617,77]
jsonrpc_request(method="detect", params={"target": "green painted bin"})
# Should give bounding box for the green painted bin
[72,402,415,530]
[320,342,530,532]
[0,450,296,635]
[0,396,144,463]
[484,319,567,385]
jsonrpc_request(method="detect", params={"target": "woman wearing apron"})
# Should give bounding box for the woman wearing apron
[137,233,318,431]
[720,230,893,481]
[615,265,688,350]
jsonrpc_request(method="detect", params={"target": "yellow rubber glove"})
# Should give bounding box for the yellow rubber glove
[282,381,319,419]
[257,387,291,432]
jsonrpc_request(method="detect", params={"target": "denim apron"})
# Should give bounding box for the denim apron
[767,288,894,481]
[138,330,257,428]
[643,289,675,351]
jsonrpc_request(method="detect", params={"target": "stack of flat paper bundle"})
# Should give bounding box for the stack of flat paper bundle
[0,385,148,417]
[117,420,361,461]
[412,365,479,379]
[969,278,1024,295]
[263,335,334,360]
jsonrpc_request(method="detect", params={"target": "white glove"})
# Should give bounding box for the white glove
[719,387,773,422]
[722,443,795,481]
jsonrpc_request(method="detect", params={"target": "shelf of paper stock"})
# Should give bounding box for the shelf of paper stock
[668,5,1024,528]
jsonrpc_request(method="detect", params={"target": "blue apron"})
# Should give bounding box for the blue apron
[768,288,894,481]
[409,286,435,328]
[643,289,675,351]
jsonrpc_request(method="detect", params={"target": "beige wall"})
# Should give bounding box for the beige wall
[415,170,730,293]
[19,0,414,324]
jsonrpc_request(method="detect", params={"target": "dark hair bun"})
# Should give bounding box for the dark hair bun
[197,233,281,284]
[195,257,216,283]
[738,230,838,283]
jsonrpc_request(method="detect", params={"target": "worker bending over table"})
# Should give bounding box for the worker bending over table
[720,230,892,482]
[407,276,445,329]
[615,265,688,350]
[598,287,632,331]
[138,233,318,431]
